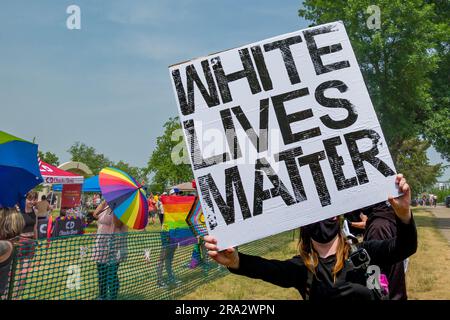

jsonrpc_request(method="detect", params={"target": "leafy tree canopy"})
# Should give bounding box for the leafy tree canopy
[38,151,60,167]
[68,142,146,181]
[146,117,193,191]
[299,0,449,161]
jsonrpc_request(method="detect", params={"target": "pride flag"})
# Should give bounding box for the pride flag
[160,195,197,246]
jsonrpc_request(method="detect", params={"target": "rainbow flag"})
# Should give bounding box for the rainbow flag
[160,195,197,246]
[186,197,208,237]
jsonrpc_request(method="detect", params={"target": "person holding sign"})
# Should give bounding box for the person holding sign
[205,174,417,300]
[170,21,406,251]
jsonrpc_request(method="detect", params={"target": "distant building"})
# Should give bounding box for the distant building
[435,181,450,190]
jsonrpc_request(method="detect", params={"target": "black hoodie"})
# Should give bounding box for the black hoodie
[229,211,417,300]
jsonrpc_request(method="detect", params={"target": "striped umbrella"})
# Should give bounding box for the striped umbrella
[99,167,148,230]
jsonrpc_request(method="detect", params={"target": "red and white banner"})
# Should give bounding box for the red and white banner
[39,160,84,185]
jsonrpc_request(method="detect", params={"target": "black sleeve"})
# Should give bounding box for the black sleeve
[362,212,417,266]
[228,253,307,290]
[364,217,395,241]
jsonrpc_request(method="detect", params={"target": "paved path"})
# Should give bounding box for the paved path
[426,205,450,245]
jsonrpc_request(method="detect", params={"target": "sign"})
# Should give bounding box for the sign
[52,217,84,237]
[44,176,83,184]
[37,218,49,239]
[169,21,400,250]
[39,161,84,185]
[61,184,82,209]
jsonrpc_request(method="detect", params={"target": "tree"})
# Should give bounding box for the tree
[68,142,147,181]
[68,142,112,175]
[395,138,442,195]
[38,151,60,166]
[298,0,449,162]
[114,160,147,185]
[147,117,193,190]
[298,0,449,190]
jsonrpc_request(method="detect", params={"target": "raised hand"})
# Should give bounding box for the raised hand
[204,235,239,270]
[388,173,412,224]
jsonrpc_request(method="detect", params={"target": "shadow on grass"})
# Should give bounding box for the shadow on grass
[414,212,450,230]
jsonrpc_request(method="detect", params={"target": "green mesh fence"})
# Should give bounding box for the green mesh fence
[1,230,295,300]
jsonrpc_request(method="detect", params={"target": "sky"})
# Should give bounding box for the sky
[0,0,448,180]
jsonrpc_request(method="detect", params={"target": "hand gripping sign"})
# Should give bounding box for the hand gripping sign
[169,21,400,250]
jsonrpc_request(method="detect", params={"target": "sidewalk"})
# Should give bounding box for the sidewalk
[427,205,450,245]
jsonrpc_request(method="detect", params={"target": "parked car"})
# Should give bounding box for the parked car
[445,196,450,208]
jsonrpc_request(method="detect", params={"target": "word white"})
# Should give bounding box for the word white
[66,5,81,30]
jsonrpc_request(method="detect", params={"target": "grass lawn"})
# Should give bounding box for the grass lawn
[406,208,450,299]
[182,208,450,300]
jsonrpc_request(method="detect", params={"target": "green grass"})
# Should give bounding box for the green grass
[406,209,450,299]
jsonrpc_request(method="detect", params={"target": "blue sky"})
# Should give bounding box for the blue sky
[0,0,448,180]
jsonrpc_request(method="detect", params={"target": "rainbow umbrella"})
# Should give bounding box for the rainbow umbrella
[0,131,43,208]
[99,167,148,230]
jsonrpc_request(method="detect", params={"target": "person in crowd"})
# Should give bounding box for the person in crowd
[35,195,52,221]
[14,191,38,296]
[46,192,57,206]
[156,197,164,227]
[156,192,181,288]
[205,174,417,300]
[0,207,25,298]
[92,200,128,300]
[147,194,157,225]
[156,231,180,288]
[344,210,368,238]
[20,191,37,239]
[93,194,101,208]
[363,201,409,300]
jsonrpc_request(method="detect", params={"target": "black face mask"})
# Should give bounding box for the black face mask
[303,217,340,244]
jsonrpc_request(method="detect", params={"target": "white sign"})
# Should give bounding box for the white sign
[169,21,400,250]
